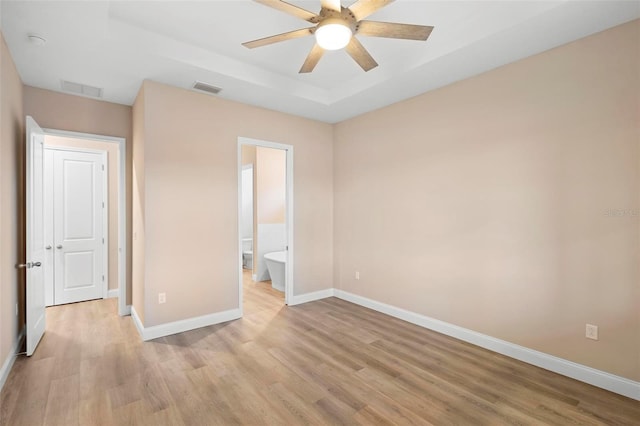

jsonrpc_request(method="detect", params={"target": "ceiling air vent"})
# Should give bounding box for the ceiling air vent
[61,80,103,98]
[192,81,222,95]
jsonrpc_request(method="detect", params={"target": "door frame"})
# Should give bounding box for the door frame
[43,145,109,303]
[237,137,294,312]
[241,163,254,276]
[42,128,128,316]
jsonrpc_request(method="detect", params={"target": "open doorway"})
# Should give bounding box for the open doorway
[238,137,293,316]
[42,129,127,315]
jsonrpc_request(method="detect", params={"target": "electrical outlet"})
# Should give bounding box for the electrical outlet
[586,324,598,340]
[158,293,166,304]
[355,271,360,280]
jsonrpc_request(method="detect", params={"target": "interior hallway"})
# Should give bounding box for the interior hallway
[1,279,638,425]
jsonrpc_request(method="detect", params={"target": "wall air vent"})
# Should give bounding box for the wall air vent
[60,80,103,98]
[192,81,222,95]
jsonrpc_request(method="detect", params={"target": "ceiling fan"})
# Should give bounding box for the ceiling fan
[242,0,434,73]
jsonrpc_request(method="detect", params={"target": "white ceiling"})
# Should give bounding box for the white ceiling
[1,1,638,123]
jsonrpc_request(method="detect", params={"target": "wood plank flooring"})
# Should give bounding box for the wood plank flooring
[1,271,638,425]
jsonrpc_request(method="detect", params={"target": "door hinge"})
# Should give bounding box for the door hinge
[102,164,105,171]
[102,201,105,208]
[102,275,105,282]
[102,237,105,244]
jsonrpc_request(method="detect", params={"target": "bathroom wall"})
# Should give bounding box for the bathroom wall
[333,20,640,381]
[241,145,257,276]
[255,147,287,281]
[241,166,253,240]
[256,146,286,224]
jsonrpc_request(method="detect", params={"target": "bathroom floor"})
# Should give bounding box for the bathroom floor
[242,268,284,315]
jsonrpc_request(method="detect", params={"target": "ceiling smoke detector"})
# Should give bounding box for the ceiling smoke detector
[60,80,103,98]
[192,81,222,95]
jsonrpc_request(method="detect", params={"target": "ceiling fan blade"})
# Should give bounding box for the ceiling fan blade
[254,0,318,23]
[348,0,394,21]
[299,44,325,73]
[321,0,341,12]
[358,21,433,40]
[345,37,378,71]
[243,27,313,49]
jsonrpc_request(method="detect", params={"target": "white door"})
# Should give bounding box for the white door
[25,116,46,356]
[53,150,105,305]
[43,149,54,306]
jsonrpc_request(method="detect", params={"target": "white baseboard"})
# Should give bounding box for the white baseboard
[0,328,25,393]
[131,306,242,341]
[107,289,119,299]
[120,304,131,316]
[333,289,640,401]
[130,306,145,338]
[289,288,335,306]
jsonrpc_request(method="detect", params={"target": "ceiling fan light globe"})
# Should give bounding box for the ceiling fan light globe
[315,20,352,50]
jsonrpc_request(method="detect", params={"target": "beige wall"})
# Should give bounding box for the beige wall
[334,20,640,381]
[241,145,256,166]
[0,32,24,369]
[44,135,119,292]
[23,86,133,304]
[134,80,333,327]
[132,86,146,322]
[256,146,286,225]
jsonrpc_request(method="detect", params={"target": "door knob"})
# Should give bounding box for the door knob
[17,261,41,268]
[56,245,63,249]
[45,245,52,250]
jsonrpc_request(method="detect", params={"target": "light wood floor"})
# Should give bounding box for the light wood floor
[1,272,638,425]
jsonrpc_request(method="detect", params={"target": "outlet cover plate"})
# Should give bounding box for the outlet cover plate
[586,324,598,340]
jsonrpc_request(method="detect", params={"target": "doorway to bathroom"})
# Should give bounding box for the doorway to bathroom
[237,137,293,316]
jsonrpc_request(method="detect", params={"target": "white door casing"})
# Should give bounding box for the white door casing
[25,116,46,356]
[42,128,126,317]
[53,150,105,305]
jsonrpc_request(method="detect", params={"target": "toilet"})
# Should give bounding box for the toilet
[263,251,286,292]
[242,238,253,269]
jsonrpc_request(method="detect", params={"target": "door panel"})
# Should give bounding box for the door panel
[44,149,54,307]
[62,160,96,239]
[54,150,104,304]
[63,251,95,287]
[26,116,46,356]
